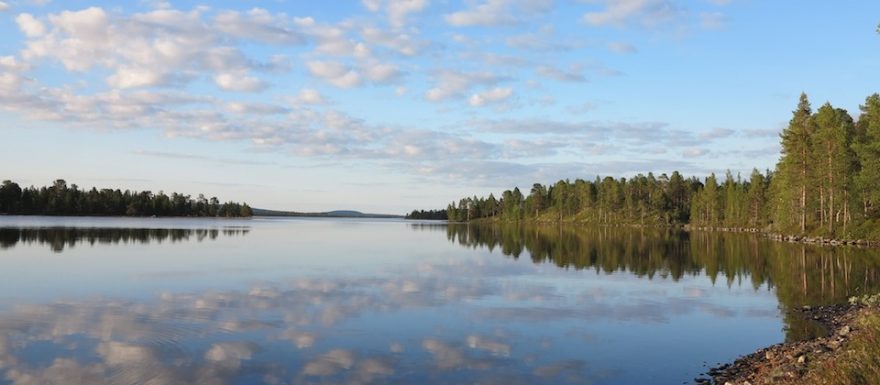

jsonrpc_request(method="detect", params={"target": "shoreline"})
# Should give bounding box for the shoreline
[701,302,874,385]
[464,218,880,248]
[683,225,880,248]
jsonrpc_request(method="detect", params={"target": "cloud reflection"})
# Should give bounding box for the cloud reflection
[0,257,762,385]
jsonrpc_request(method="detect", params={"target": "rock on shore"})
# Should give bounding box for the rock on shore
[698,303,865,385]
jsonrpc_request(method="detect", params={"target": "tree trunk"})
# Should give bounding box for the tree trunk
[801,147,807,233]
[828,148,834,234]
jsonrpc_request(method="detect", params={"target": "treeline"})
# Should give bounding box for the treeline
[0,179,253,217]
[439,93,880,239]
[405,209,448,220]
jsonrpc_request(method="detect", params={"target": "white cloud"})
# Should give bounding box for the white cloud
[295,88,328,105]
[106,66,167,89]
[226,102,289,115]
[698,127,734,140]
[362,0,382,12]
[18,6,293,91]
[387,0,429,28]
[0,1,9,11]
[213,8,306,45]
[15,13,46,37]
[297,21,373,59]
[469,87,513,107]
[363,0,429,28]
[445,0,516,27]
[582,0,683,28]
[362,60,403,83]
[214,72,268,92]
[425,70,504,101]
[445,0,552,27]
[536,65,586,82]
[307,61,363,88]
[683,148,709,157]
[360,26,429,56]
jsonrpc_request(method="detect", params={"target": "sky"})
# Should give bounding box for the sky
[1,0,879,214]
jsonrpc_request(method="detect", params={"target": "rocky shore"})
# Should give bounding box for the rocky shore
[684,225,880,248]
[697,302,870,385]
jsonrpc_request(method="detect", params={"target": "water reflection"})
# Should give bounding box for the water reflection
[0,274,619,385]
[434,223,880,340]
[1,220,876,385]
[0,227,250,252]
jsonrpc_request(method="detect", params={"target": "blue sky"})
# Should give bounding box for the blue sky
[1,0,879,213]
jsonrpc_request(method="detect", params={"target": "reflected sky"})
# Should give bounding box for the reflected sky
[0,217,876,384]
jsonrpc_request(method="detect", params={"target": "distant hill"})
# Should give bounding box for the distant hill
[252,208,402,219]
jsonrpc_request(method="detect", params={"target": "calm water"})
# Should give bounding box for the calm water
[0,217,879,385]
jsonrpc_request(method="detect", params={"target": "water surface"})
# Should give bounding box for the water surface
[0,216,878,385]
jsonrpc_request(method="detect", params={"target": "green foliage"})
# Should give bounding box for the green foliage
[0,179,252,217]
[418,92,880,241]
[406,209,447,220]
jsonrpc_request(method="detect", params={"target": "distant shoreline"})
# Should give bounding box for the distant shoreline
[251,208,403,219]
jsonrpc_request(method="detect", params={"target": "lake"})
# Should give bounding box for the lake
[0,216,878,385]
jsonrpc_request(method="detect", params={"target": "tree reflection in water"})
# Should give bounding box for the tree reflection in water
[431,223,880,341]
[0,227,250,252]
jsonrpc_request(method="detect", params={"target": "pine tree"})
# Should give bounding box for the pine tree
[776,93,816,233]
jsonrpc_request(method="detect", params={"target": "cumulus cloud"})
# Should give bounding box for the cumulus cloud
[15,13,47,37]
[363,0,429,28]
[536,65,587,82]
[445,0,553,27]
[226,101,289,115]
[582,0,684,28]
[0,2,743,187]
[213,8,306,44]
[360,26,430,56]
[683,148,709,157]
[361,60,404,83]
[16,6,290,91]
[294,88,329,105]
[307,61,362,88]
[425,70,505,101]
[214,72,269,92]
[469,87,513,106]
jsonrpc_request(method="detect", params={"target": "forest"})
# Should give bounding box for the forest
[405,209,448,220]
[0,179,253,217]
[441,93,880,240]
